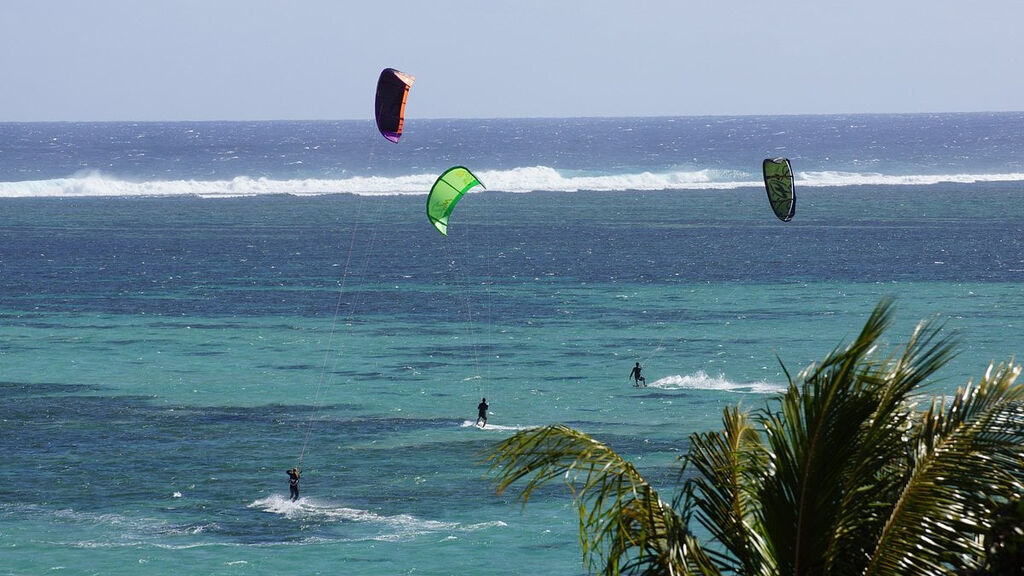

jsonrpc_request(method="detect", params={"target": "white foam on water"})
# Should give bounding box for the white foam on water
[4,166,1020,198]
[647,371,785,395]
[459,420,535,431]
[247,493,509,543]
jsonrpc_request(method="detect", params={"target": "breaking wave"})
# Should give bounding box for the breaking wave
[2,166,1022,198]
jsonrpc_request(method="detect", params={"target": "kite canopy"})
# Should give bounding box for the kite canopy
[427,166,484,235]
[375,68,415,143]
[762,157,796,222]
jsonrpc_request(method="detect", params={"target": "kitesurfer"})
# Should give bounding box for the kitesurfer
[476,398,489,428]
[630,362,646,387]
[287,467,300,501]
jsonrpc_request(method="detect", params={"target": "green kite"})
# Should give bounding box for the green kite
[763,157,796,222]
[427,166,485,235]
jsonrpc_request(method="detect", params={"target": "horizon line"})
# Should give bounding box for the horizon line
[2,109,1023,125]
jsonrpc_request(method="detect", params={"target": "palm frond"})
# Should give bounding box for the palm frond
[486,424,712,575]
[488,424,640,502]
[756,299,961,576]
[827,310,959,574]
[755,300,898,576]
[614,486,722,576]
[682,406,772,576]
[866,361,1024,576]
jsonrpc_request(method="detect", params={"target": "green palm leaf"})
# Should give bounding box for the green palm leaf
[865,361,1024,576]
[487,424,716,575]
[682,406,772,576]
[740,298,958,576]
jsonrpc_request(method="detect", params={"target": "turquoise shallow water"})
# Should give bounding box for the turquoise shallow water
[2,188,1022,575]
[2,115,1024,574]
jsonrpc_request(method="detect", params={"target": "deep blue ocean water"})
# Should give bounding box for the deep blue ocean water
[1,114,1023,575]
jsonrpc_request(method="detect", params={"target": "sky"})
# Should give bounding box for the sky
[2,0,1023,122]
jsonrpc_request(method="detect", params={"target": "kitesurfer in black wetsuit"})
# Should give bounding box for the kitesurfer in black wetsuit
[476,398,489,428]
[287,467,300,501]
[630,362,646,387]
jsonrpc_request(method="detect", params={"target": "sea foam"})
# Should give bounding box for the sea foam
[247,494,498,541]
[648,371,784,395]
[3,167,1022,198]
[459,420,535,432]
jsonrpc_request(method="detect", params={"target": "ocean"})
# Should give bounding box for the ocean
[1,114,1023,575]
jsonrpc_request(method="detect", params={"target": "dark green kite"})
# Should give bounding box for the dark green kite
[762,157,796,222]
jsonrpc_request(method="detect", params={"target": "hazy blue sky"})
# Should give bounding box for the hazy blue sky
[3,0,1023,121]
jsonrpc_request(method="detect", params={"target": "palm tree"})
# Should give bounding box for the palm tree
[486,299,1024,576]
